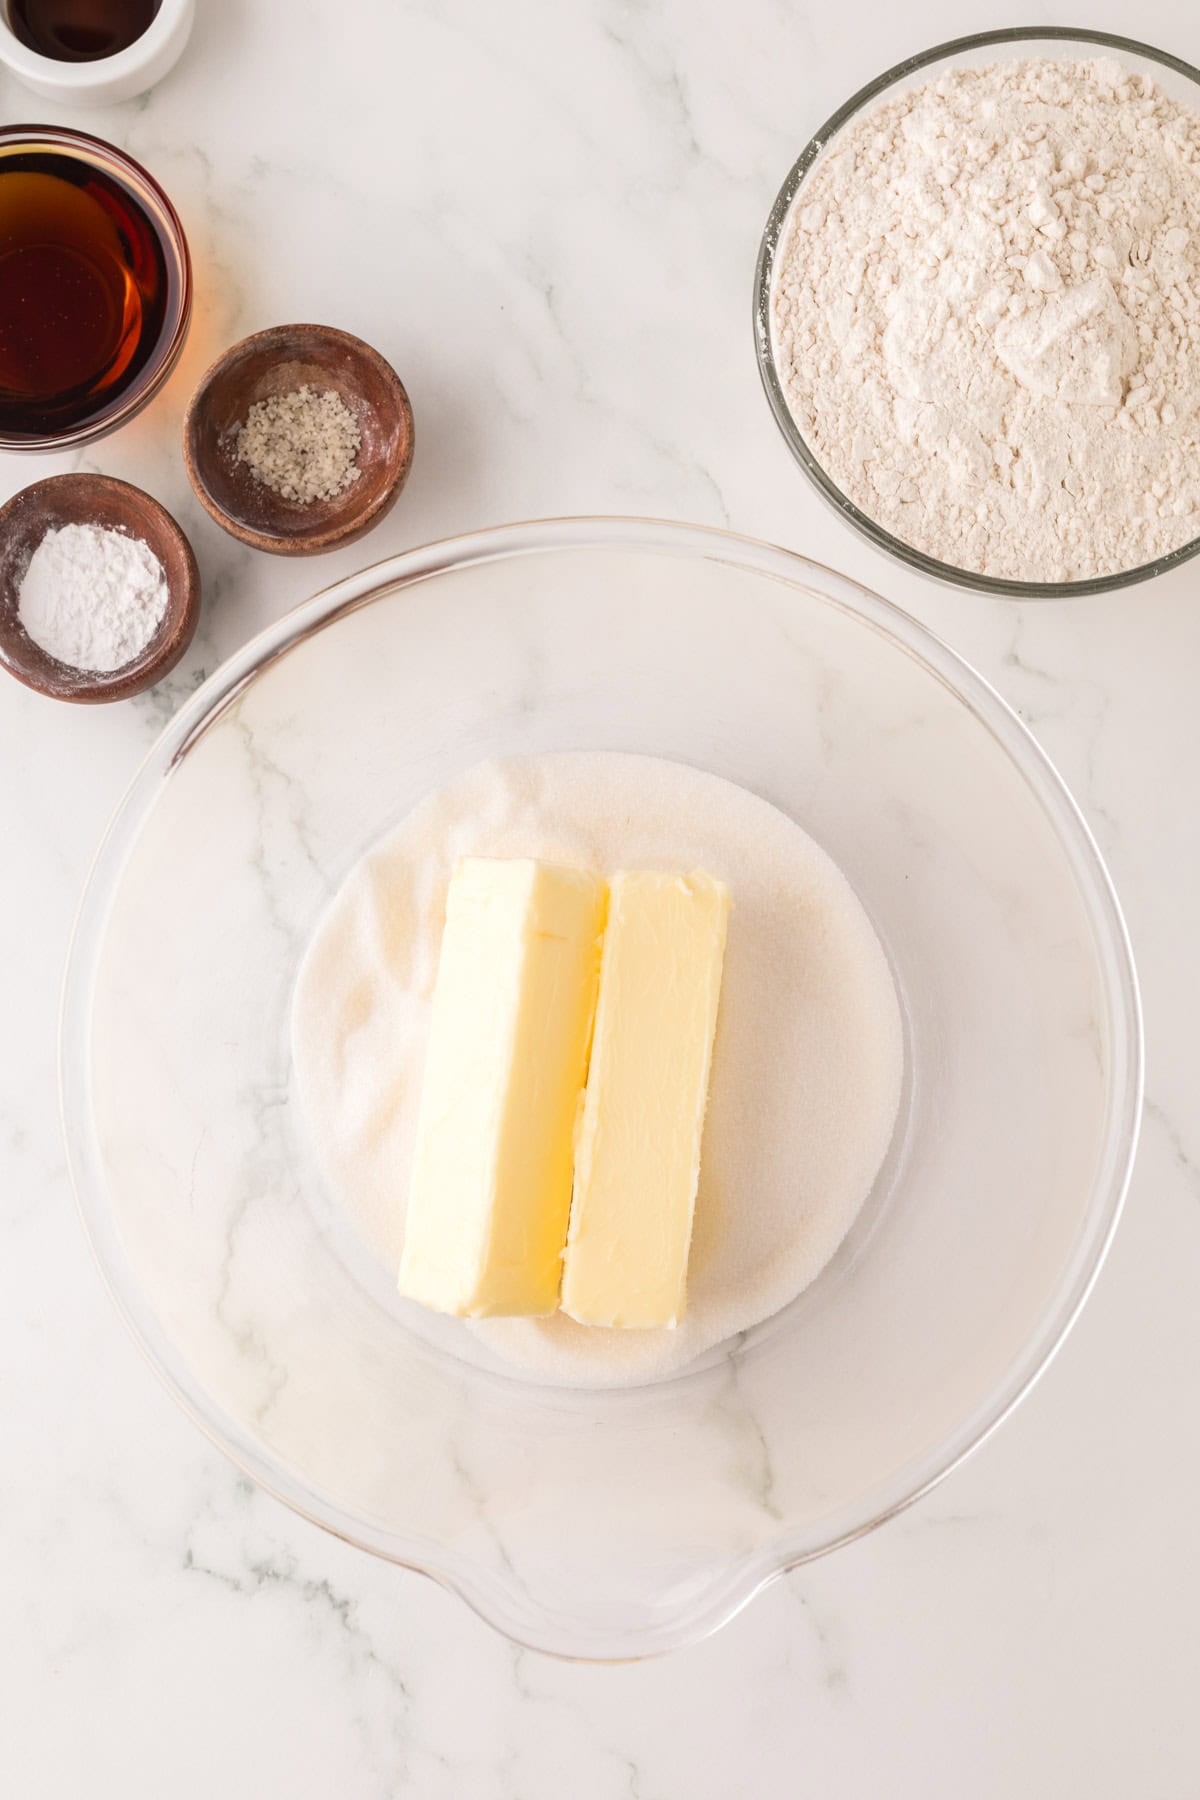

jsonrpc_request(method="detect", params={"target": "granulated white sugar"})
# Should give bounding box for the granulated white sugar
[291,753,903,1388]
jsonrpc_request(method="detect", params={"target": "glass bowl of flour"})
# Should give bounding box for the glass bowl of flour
[62,520,1141,1658]
[756,29,1200,595]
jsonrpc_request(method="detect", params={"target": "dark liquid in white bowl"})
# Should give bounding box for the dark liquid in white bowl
[7,0,159,60]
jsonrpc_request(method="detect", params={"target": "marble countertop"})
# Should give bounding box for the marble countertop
[4,0,1198,1791]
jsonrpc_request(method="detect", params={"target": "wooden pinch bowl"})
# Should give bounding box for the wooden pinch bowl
[0,474,201,703]
[183,324,415,556]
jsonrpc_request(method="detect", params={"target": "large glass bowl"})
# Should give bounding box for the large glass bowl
[754,28,1200,598]
[61,520,1142,1660]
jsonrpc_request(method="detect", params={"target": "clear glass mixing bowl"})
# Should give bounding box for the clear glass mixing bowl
[754,28,1200,597]
[62,520,1142,1660]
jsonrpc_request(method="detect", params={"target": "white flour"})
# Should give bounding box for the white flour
[18,523,169,672]
[291,753,903,1389]
[772,58,1200,583]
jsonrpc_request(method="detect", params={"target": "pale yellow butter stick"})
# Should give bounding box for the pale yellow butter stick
[561,870,730,1330]
[398,858,606,1317]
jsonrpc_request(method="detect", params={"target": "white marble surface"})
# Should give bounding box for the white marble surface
[2,0,1198,1790]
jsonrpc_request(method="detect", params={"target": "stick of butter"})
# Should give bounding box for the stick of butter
[398,857,606,1317]
[561,870,730,1330]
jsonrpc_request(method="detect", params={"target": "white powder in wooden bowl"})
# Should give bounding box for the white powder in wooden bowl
[18,522,168,673]
[291,753,903,1389]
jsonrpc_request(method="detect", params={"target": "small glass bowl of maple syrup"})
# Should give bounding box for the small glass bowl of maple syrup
[0,125,191,452]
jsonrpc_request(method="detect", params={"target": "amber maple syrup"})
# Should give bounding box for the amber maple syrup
[8,0,159,60]
[0,144,173,438]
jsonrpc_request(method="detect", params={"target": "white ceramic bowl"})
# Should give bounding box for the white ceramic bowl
[0,0,192,105]
[62,520,1142,1660]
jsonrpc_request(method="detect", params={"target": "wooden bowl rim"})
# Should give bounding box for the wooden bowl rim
[182,323,415,556]
[0,471,202,704]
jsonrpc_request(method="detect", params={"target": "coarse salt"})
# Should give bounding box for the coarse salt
[234,385,361,505]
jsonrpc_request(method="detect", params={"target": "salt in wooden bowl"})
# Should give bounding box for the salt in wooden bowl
[183,324,415,556]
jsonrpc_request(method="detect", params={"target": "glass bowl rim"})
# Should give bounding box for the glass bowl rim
[0,122,192,453]
[59,516,1145,1659]
[753,26,1200,600]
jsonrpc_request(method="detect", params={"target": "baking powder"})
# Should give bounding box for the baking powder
[18,523,169,673]
[772,58,1200,582]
